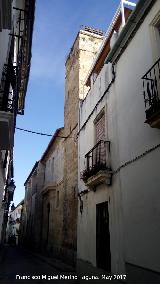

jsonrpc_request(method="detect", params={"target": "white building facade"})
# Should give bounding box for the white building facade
[6,201,23,245]
[77,0,160,282]
[0,0,35,243]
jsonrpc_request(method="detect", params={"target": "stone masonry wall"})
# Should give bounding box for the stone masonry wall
[63,30,103,265]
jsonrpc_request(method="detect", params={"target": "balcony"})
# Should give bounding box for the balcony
[142,57,160,128]
[0,111,14,150]
[42,178,56,195]
[81,140,112,189]
[0,90,14,150]
[0,62,16,150]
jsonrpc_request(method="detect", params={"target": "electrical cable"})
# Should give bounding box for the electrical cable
[16,127,53,137]
[15,125,78,139]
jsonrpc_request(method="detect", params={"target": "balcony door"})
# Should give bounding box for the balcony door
[96,201,111,272]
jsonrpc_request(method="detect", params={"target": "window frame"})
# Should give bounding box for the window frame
[93,107,107,145]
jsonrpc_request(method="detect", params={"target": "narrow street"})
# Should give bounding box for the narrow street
[0,246,77,284]
[1,1,160,283]
[0,246,124,284]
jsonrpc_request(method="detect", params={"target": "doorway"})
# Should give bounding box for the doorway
[96,201,111,272]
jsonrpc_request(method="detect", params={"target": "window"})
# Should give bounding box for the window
[94,109,105,143]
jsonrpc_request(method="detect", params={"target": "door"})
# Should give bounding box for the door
[96,201,111,272]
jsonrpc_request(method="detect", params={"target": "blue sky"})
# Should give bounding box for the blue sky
[13,0,137,205]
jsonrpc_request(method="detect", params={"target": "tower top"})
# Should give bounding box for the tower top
[65,27,104,65]
[80,26,105,36]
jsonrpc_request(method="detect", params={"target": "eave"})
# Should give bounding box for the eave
[105,0,157,64]
[40,127,64,162]
[18,0,36,115]
[86,7,132,87]
[24,161,39,186]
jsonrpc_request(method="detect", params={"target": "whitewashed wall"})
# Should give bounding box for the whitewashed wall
[78,0,160,275]
[79,63,111,186]
[78,62,117,269]
[109,0,160,273]
[0,0,26,244]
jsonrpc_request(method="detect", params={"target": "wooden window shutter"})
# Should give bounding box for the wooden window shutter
[95,112,105,143]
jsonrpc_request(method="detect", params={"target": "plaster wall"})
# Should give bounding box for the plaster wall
[77,187,110,266]
[6,204,22,243]
[78,0,160,276]
[78,61,124,274]
[10,205,22,220]
[110,0,160,273]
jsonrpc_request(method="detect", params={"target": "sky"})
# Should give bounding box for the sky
[13,0,138,205]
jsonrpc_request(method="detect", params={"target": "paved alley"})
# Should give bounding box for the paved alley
[0,246,77,284]
[0,246,124,284]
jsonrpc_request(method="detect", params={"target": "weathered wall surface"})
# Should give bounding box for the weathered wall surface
[0,161,4,244]
[40,130,64,257]
[63,30,103,264]
[21,29,103,264]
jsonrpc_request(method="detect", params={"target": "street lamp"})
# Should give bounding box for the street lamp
[11,203,15,211]
[1,200,6,209]
[7,179,16,194]
[7,179,16,202]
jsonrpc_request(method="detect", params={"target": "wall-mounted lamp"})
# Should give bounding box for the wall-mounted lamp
[78,189,89,214]
[7,179,16,202]
[7,179,16,194]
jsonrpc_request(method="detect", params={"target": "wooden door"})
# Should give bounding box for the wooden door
[96,201,111,272]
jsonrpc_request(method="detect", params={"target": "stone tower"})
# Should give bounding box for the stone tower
[63,27,104,264]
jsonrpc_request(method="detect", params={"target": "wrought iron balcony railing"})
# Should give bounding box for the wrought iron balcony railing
[142,57,160,121]
[81,140,111,182]
[0,61,17,113]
